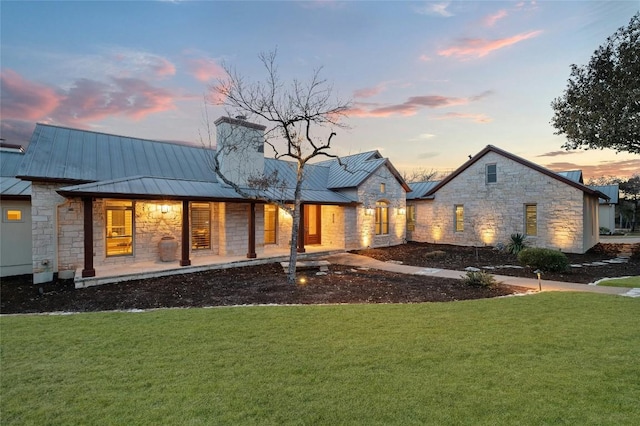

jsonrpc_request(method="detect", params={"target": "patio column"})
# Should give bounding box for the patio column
[180,200,191,266]
[297,203,306,253]
[247,202,257,258]
[81,197,95,278]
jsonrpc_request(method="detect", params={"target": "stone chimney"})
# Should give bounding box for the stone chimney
[214,116,266,188]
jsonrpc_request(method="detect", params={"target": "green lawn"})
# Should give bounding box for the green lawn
[2,293,639,425]
[597,276,640,288]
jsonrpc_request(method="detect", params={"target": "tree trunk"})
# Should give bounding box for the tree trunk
[286,165,306,285]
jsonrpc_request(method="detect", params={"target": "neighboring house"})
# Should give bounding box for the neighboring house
[406,145,607,254]
[0,144,32,277]
[16,117,409,284]
[589,184,619,233]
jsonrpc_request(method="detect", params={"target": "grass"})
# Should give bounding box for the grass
[597,276,640,288]
[2,293,639,425]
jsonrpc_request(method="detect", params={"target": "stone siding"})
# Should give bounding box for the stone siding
[356,166,406,248]
[408,152,593,253]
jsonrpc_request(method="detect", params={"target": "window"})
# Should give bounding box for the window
[375,201,389,235]
[380,183,386,194]
[106,200,133,256]
[406,205,416,231]
[264,204,278,244]
[3,208,23,222]
[525,204,537,236]
[454,205,464,232]
[192,203,211,249]
[486,164,497,183]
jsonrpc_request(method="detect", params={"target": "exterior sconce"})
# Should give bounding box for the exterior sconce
[161,204,170,214]
[398,207,406,215]
[365,208,374,216]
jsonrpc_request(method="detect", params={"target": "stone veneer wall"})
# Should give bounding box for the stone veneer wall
[320,205,345,248]
[356,166,406,248]
[31,183,66,282]
[274,204,348,250]
[218,203,264,256]
[408,152,593,253]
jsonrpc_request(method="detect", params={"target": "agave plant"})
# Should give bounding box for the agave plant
[506,233,528,255]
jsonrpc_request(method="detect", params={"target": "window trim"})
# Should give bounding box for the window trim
[105,200,134,257]
[191,202,212,250]
[525,204,537,237]
[486,163,497,184]
[454,205,464,232]
[375,201,389,235]
[406,205,416,231]
[380,183,386,194]
[3,208,24,223]
[264,204,278,245]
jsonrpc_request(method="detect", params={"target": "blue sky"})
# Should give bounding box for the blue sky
[2,0,638,179]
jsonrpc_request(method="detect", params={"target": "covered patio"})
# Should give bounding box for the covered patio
[74,244,345,288]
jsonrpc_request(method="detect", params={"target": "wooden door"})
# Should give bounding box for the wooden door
[304,205,321,245]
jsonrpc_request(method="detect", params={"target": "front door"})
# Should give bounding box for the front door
[304,204,321,245]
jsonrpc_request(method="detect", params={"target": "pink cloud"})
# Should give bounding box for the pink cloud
[1,70,178,130]
[187,57,227,82]
[484,10,507,27]
[431,112,492,123]
[111,50,176,79]
[347,91,493,118]
[419,54,431,62]
[353,84,387,99]
[438,30,542,59]
[545,159,640,180]
[0,69,61,120]
[57,77,176,123]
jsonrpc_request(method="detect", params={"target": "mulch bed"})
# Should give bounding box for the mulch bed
[2,242,636,314]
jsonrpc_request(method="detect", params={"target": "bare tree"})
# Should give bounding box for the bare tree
[208,50,351,284]
[401,167,440,183]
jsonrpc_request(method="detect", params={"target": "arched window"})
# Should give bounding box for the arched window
[375,201,389,235]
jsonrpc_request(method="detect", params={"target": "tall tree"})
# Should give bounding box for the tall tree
[209,51,351,284]
[619,174,640,231]
[551,13,640,154]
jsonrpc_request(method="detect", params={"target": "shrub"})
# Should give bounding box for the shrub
[461,271,499,288]
[517,248,569,272]
[599,226,610,235]
[506,233,529,254]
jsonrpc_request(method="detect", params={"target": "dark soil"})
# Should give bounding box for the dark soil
[2,242,636,315]
[354,242,640,284]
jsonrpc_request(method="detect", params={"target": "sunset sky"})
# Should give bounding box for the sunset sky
[2,1,638,180]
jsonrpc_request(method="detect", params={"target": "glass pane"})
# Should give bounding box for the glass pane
[192,205,211,250]
[106,201,133,256]
[308,205,317,234]
[525,205,537,236]
[455,206,464,232]
[264,205,277,244]
[5,209,22,221]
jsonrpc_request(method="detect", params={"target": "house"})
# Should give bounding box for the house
[15,116,410,285]
[406,145,607,254]
[588,184,619,233]
[0,143,32,277]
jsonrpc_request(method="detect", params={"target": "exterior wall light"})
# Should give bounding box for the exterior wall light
[398,207,406,215]
[161,204,170,214]
[365,208,374,216]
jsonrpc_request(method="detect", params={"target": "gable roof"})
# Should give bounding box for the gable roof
[422,145,608,200]
[315,150,410,192]
[1,148,31,199]
[406,181,439,200]
[18,123,403,204]
[18,124,217,184]
[557,170,584,184]
[589,184,619,204]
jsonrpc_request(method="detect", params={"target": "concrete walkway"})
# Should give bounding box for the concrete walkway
[324,253,638,297]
